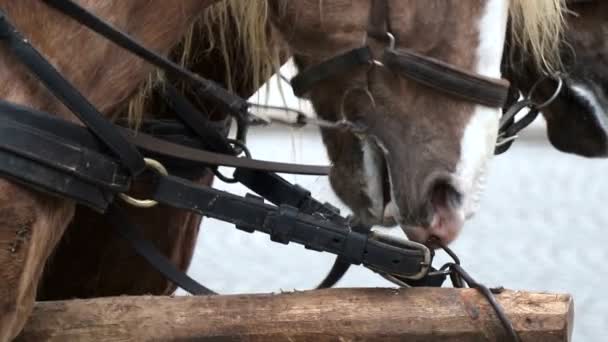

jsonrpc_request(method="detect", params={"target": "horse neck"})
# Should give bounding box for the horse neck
[0,0,215,122]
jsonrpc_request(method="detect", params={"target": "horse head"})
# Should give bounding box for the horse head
[268,0,565,246]
[506,0,608,157]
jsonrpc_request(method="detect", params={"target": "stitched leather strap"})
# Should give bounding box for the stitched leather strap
[383,48,511,107]
[150,175,428,279]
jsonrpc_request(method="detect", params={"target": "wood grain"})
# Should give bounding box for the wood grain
[18,288,574,342]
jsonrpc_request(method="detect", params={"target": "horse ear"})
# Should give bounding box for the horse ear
[541,79,608,157]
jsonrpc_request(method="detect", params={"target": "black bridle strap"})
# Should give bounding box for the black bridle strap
[150,175,428,278]
[0,118,130,192]
[290,0,510,109]
[383,49,511,108]
[107,204,216,296]
[125,129,330,176]
[0,99,330,178]
[367,0,390,41]
[0,148,115,211]
[291,47,373,97]
[0,11,146,175]
[41,0,250,122]
[162,84,236,156]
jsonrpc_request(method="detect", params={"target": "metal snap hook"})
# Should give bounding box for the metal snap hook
[371,59,385,67]
[118,158,168,208]
[495,133,519,148]
[527,73,564,110]
[386,32,396,50]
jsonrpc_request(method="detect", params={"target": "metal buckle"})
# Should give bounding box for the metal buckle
[368,32,396,67]
[118,158,168,208]
[367,229,432,280]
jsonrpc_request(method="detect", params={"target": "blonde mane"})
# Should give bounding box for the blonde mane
[125,0,565,126]
[509,0,566,72]
[125,0,281,127]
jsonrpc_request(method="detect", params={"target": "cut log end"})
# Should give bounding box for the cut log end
[18,288,574,342]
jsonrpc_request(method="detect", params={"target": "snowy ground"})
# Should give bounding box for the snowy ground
[176,66,608,341]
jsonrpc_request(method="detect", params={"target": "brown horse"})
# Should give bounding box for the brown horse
[0,1,564,340]
[0,1,282,340]
[36,2,286,302]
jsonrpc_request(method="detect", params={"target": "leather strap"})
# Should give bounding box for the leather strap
[290,0,510,109]
[383,48,511,107]
[125,129,331,176]
[0,118,130,192]
[150,175,428,279]
[0,10,146,175]
[233,168,358,289]
[0,149,114,211]
[41,0,250,122]
[367,0,390,41]
[107,205,216,296]
[291,47,373,97]
[0,100,330,177]
[162,84,235,156]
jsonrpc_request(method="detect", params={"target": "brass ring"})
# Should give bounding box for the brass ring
[118,158,168,208]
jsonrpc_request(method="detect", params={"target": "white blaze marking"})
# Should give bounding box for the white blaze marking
[362,140,385,219]
[455,0,509,217]
[569,82,608,136]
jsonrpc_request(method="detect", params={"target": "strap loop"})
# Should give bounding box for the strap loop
[118,158,168,208]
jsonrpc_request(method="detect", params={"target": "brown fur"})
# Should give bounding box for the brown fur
[270,0,488,227]
[268,0,565,245]
[0,1,214,340]
[37,13,284,300]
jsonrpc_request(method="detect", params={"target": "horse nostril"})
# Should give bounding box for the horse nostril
[429,180,463,211]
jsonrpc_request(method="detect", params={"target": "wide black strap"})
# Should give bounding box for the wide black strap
[234,168,343,221]
[291,47,373,97]
[383,48,511,108]
[0,10,146,176]
[0,99,330,177]
[0,149,114,211]
[42,0,250,122]
[150,175,429,279]
[0,118,130,192]
[233,169,356,289]
[106,205,216,296]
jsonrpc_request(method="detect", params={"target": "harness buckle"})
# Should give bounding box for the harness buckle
[118,158,168,208]
[368,229,432,280]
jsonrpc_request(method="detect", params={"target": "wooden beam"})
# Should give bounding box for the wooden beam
[18,288,573,342]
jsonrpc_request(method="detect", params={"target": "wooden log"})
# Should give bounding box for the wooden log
[18,288,573,342]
